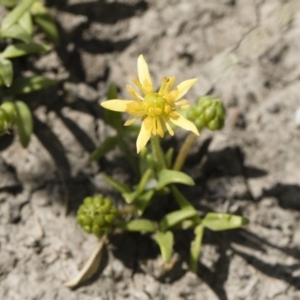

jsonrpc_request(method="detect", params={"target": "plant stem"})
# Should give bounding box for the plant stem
[173,132,198,171]
[151,135,166,170]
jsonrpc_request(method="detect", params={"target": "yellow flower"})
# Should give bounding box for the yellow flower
[101,55,199,153]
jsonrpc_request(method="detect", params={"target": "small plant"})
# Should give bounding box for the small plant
[71,55,249,286]
[0,0,58,147]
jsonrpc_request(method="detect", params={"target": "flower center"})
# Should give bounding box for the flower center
[143,93,172,117]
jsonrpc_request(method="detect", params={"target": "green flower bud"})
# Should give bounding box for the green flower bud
[77,194,118,238]
[187,96,226,131]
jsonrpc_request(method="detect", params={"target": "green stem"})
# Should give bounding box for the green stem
[151,135,166,170]
[170,185,196,210]
[173,132,198,171]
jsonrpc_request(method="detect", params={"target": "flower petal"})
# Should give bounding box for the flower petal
[170,113,199,135]
[165,120,174,136]
[137,55,153,89]
[101,100,134,112]
[124,118,137,126]
[173,78,198,101]
[136,118,152,153]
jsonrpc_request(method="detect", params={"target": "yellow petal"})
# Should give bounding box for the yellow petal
[170,113,199,135]
[101,100,134,112]
[137,55,153,90]
[126,85,143,100]
[124,118,137,126]
[173,78,198,101]
[165,120,174,136]
[136,118,152,153]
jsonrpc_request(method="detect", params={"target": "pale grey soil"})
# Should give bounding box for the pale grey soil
[1,0,300,299]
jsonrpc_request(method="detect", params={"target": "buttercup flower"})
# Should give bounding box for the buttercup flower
[101,55,199,153]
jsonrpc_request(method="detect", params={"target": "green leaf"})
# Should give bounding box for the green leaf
[107,82,118,99]
[14,100,33,147]
[31,2,59,45]
[18,11,33,36]
[122,169,153,204]
[89,136,118,161]
[153,231,174,262]
[135,190,155,215]
[7,76,57,94]
[1,43,52,58]
[122,190,139,204]
[189,225,204,273]
[203,213,249,231]
[121,219,157,233]
[103,83,123,132]
[160,207,197,231]
[0,58,13,87]
[165,147,174,168]
[102,173,130,194]
[0,23,32,43]
[104,109,122,132]
[1,0,37,31]
[156,169,194,190]
[0,0,17,8]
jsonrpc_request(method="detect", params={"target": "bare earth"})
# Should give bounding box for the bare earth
[1,0,300,299]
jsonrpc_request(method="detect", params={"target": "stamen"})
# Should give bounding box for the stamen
[126,101,144,116]
[169,112,179,119]
[164,105,171,114]
[166,90,178,103]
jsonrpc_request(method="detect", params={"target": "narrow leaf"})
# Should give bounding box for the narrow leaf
[14,100,33,147]
[189,225,204,273]
[203,213,249,231]
[156,169,194,190]
[0,58,13,87]
[160,207,197,231]
[121,219,157,233]
[31,2,59,45]
[102,173,130,194]
[1,43,52,58]
[154,231,174,263]
[107,82,118,99]
[0,23,32,43]
[64,238,106,288]
[1,0,37,31]
[89,136,118,161]
[7,76,57,94]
